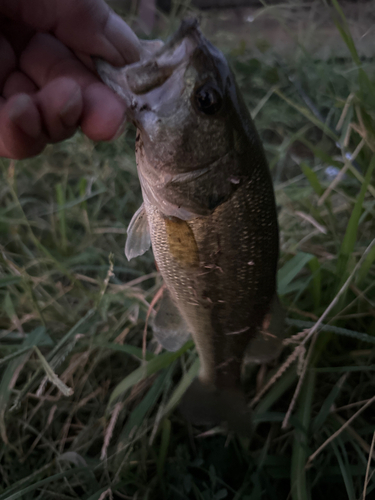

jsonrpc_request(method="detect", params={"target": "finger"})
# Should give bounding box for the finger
[21,33,127,141]
[35,77,83,142]
[0,26,37,99]
[0,33,16,90]
[3,71,38,97]
[0,16,34,57]
[54,5,141,65]
[20,33,98,89]
[81,82,125,141]
[0,94,46,159]
[1,0,141,65]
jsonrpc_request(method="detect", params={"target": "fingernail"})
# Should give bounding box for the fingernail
[9,94,40,138]
[59,87,82,127]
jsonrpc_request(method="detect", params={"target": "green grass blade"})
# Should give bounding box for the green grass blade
[301,163,324,197]
[253,368,297,423]
[291,370,315,500]
[0,327,47,438]
[286,319,375,344]
[55,182,67,252]
[108,340,194,407]
[356,243,375,286]
[0,346,33,366]
[278,253,314,296]
[337,155,375,282]
[163,356,200,415]
[120,368,170,439]
[157,418,171,478]
[10,309,96,408]
[331,0,375,108]
[308,257,321,310]
[0,275,22,288]
[331,0,361,65]
[34,346,73,396]
[312,374,347,433]
[313,365,375,373]
[274,89,339,143]
[331,437,355,500]
[0,467,89,500]
[91,339,154,361]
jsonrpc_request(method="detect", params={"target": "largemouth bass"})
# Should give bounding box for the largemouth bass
[96,19,283,435]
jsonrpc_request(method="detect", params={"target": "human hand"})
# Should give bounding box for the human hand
[0,0,142,159]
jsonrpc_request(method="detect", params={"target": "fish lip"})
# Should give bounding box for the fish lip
[95,18,204,114]
[125,19,203,96]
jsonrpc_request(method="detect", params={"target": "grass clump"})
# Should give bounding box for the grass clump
[1,1,375,499]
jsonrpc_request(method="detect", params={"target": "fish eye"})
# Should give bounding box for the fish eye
[193,84,222,115]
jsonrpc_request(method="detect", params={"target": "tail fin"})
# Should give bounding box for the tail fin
[179,379,252,437]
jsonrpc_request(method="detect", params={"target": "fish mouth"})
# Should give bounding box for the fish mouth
[127,19,202,95]
[95,18,203,116]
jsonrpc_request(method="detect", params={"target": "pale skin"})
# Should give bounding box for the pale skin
[0,0,142,159]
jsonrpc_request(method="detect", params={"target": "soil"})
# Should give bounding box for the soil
[109,0,375,60]
[201,2,375,60]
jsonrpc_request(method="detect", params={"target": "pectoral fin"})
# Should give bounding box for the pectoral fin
[244,295,285,364]
[152,289,191,352]
[125,204,151,261]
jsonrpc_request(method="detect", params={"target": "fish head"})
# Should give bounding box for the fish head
[96,19,244,173]
[96,19,261,218]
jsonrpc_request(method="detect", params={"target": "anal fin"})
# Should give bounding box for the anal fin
[125,203,151,261]
[152,289,191,352]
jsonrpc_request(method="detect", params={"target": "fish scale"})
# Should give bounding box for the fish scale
[96,19,283,434]
[144,164,278,389]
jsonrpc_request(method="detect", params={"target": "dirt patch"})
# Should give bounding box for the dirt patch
[201,2,375,60]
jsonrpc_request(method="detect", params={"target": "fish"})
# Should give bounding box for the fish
[96,19,284,436]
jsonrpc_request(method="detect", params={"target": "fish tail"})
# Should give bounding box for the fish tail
[179,378,252,437]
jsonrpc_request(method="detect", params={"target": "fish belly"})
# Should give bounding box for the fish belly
[144,171,278,391]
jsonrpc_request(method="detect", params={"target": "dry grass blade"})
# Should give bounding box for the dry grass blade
[101,401,125,461]
[98,489,114,500]
[294,211,327,234]
[34,347,73,397]
[307,394,375,466]
[249,343,303,408]
[282,238,375,429]
[334,414,375,460]
[362,431,375,499]
[336,93,355,131]
[318,138,365,206]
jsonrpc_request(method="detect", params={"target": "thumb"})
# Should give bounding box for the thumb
[1,0,142,66]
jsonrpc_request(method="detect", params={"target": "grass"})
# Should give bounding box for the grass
[1,1,375,499]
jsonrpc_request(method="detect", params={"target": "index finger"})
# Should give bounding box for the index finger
[0,0,142,66]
